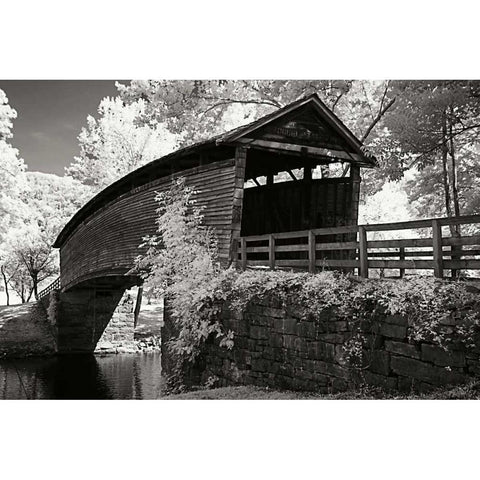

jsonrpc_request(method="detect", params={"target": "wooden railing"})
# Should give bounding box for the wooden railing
[237,214,480,279]
[38,277,61,299]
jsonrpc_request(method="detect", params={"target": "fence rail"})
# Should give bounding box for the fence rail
[38,277,61,299]
[237,214,480,278]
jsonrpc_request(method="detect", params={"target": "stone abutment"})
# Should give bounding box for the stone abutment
[162,293,480,394]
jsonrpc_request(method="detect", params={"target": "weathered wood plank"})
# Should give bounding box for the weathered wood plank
[432,219,443,278]
[363,219,433,232]
[236,137,365,163]
[358,226,368,278]
[274,244,310,253]
[229,146,247,265]
[315,241,358,251]
[368,250,434,258]
[368,238,433,248]
[369,260,434,269]
[269,234,276,270]
[443,260,480,269]
[240,237,247,270]
[443,235,480,246]
[308,230,316,273]
[439,215,480,227]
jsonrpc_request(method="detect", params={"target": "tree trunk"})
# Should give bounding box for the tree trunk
[32,272,39,301]
[20,281,26,304]
[448,108,461,219]
[447,108,461,279]
[441,111,455,235]
[1,266,10,306]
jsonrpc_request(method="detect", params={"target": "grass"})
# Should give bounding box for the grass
[165,381,480,400]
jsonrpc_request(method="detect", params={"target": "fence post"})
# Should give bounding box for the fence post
[269,234,275,270]
[451,228,461,279]
[432,219,443,278]
[399,247,405,278]
[308,230,316,273]
[358,226,368,278]
[241,237,247,270]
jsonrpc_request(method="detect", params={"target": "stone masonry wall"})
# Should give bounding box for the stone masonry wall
[164,294,480,394]
[56,287,136,354]
[95,288,136,354]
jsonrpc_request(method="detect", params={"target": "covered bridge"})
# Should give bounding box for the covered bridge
[54,92,376,291]
[47,93,377,353]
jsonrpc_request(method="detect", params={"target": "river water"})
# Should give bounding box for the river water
[0,353,165,399]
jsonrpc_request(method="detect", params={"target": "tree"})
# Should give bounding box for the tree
[116,80,354,147]
[66,97,178,191]
[0,89,28,303]
[4,261,34,304]
[5,172,92,301]
[383,81,480,224]
[1,262,17,305]
[0,89,27,245]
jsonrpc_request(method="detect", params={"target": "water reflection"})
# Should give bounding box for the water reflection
[0,353,165,400]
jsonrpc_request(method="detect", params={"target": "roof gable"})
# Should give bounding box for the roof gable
[217,93,377,167]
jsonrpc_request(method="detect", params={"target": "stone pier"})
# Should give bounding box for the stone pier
[52,286,138,354]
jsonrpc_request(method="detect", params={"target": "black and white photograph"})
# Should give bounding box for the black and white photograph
[2,79,480,400]
[2,2,479,478]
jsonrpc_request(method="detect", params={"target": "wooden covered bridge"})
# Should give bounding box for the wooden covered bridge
[42,93,480,353]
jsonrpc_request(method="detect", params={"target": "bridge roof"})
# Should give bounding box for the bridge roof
[54,93,376,249]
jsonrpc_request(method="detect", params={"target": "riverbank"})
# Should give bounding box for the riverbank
[166,381,480,399]
[0,303,55,358]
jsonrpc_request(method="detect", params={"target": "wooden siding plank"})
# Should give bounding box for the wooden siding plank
[60,158,237,288]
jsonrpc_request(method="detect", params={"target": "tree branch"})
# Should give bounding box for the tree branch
[361,97,396,143]
[201,97,281,116]
[407,122,480,168]
[331,92,344,112]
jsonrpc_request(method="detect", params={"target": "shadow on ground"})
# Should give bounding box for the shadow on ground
[0,303,55,357]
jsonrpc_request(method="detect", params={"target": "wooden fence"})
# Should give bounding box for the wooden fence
[237,214,480,279]
[38,277,61,300]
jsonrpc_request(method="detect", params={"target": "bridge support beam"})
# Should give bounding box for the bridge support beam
[53,286,138,354]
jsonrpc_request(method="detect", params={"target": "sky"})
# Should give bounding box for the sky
[0,80,125,175]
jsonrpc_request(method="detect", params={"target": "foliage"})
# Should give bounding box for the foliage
[117,80,397,197]
[66,97,178,191]
[161,262,480,383]
[117,80,353,145]
[383,81,480,219]
[0,89,29,303]
[0,89,27,249]
[46,290,60,325]
[133,177,230,380]
[2,172,91,301]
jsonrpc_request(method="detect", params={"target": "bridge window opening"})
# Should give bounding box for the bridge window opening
[273,168,301,184]
[311,162,347,179]
[245,169,306,189]
[239,149,358,272]
[241,154,355,236]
